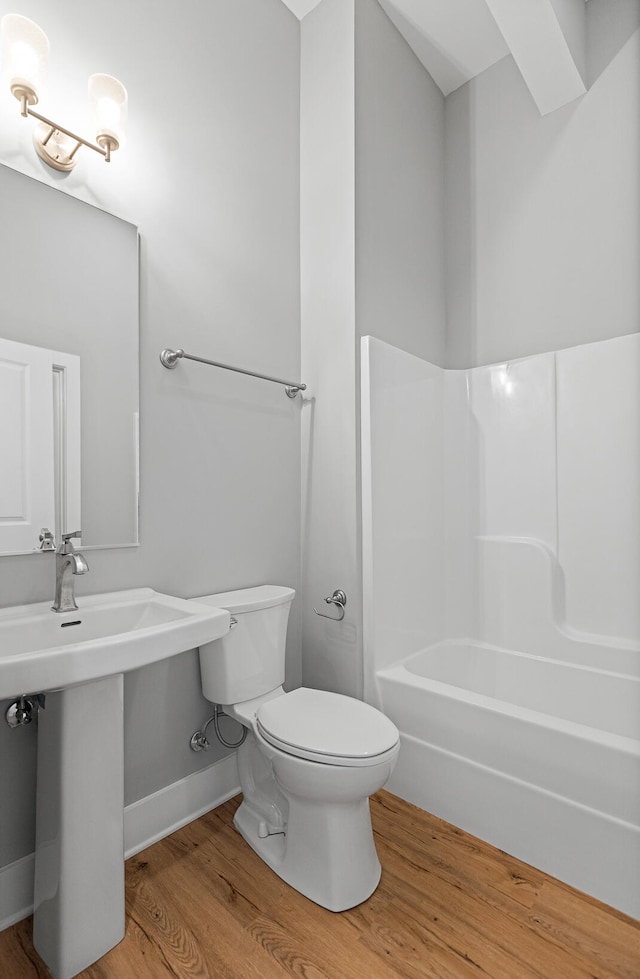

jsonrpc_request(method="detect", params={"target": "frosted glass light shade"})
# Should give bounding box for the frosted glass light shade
[0,14,49,104]
[89,73,127,150]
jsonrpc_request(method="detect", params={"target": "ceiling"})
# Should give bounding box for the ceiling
[280,0,323,18]
[279,0,589,100]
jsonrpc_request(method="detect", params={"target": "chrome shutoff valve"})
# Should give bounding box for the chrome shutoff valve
[5,694,45,728]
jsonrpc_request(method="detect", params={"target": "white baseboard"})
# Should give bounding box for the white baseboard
[124,753,239,858]
[0,853,35,931]
[0,754,240,933]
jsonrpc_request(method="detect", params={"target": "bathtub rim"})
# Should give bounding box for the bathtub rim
[398,636,640,681]
[377,650,640,759]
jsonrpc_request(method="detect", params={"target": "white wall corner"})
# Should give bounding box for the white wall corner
[300,0,361,697]
[485,0,587,115]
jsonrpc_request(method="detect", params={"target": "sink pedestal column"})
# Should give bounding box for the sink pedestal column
[33,674,125,979]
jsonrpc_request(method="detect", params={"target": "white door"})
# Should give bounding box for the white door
[0,337,55,553]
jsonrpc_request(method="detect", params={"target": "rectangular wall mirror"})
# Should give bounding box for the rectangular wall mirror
[0,163,139,554]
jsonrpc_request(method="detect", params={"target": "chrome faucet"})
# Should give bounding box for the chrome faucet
[52,531,89,613]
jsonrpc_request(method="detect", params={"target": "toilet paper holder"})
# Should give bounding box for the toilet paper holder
[313,589,347,622]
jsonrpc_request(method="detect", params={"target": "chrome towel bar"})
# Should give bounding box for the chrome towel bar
[160,348,306,399]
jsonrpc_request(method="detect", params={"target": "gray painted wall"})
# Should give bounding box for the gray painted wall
[445,1,640,368]
[0,0,300,871]
[355,0,446,366]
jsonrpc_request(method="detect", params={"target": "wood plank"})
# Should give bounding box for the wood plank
[0,916,50,978]
[526,878,640,979]
[0,791,638,979]
[248,892,401,979]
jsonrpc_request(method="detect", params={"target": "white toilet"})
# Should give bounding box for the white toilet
[192,585,400,912]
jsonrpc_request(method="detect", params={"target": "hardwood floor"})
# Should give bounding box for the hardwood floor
[1,791,639,978]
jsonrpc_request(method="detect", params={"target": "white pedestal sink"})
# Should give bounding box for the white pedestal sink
[34,675,125,978]
[0,588,229,979]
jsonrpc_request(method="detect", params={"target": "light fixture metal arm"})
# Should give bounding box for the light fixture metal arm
[21,99,111,162]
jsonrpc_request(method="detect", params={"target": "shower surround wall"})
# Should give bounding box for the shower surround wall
[361,333,640,916]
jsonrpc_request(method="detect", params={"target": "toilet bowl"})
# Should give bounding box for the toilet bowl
[192,586,400,912]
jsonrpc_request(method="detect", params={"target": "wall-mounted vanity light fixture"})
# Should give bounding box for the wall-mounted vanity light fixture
[0,14,127,172]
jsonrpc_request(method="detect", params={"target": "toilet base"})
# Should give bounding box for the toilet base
[234,792,381,912]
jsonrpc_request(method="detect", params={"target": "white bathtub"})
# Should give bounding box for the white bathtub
[377,640,640,919]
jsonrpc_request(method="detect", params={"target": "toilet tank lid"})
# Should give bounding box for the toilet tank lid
[191,585,295,613]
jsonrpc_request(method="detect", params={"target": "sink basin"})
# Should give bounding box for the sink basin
[0,587,230,698]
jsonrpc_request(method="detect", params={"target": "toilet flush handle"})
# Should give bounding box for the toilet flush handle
[313,589,347,622]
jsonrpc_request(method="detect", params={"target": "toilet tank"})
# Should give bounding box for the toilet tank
[192,585,295,705]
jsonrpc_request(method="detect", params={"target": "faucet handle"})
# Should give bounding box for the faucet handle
[58,530,82,553]
[38,528,56,551]
[62,530,82,542]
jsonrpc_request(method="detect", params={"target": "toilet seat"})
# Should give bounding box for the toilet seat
[256,687,399,767]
